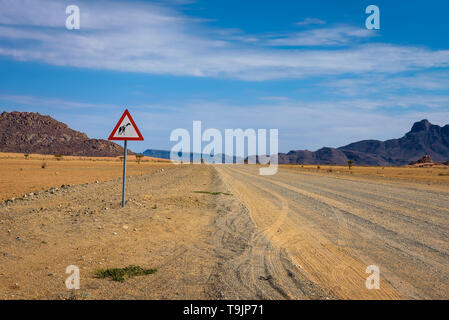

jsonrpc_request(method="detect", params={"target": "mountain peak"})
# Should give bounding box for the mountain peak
[410,119,432,133]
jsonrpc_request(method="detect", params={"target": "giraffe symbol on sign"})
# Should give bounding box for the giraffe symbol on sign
[118,123,131,135]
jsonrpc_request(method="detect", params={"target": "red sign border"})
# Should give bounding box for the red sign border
[108,109,144,141]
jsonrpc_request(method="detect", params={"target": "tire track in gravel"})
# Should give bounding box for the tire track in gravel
[215,165,449,299]
[278,172,449,224]
[210,166,332,300]
[215,166,399,299]
[282,169,449,215]
[268,173,449,257]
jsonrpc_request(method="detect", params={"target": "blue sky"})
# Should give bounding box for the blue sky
[1,0,449,153]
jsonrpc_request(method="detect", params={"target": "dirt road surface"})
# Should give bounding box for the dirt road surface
[0,164,324,299]
[1,164,448,299]
[216,165,449,299]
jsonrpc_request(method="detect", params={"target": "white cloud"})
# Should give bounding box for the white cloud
[0,0,183,29]
[127,98,449,151]
[323,72,449,97]
[0,0,448,81]
[5,93,449,152]
[266,26,373,46]
[0,94,118,109]
[259,96,290,102]
[295,18,326,26]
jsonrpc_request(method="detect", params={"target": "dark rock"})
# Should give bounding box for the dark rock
[409,154,433,165]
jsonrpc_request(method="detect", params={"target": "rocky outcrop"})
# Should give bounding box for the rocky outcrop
[409,155,433,165]
[0,111,131,157]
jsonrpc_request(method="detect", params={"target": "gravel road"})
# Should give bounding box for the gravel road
[215,165,449,299]
[1,164,447,299]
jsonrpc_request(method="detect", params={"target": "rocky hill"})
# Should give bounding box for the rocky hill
[279,119,449,166]
[0,111,131,157]
[409,154,433,165]
[141,149,171,159]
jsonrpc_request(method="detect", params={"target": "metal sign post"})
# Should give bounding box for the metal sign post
[122,140,127,207]
[108,109,144,208]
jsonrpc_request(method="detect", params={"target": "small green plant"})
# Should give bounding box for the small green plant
[24,153,29,160]
[193,191,232,196]
[54,154,63,161]
[347,160,354,170]
[41,162,47,169]
[95,265,157,282]
[135,154,144,164]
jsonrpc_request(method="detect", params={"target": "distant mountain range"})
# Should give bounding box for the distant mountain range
[141,149,241,163]
[0,111,131,157]
[141,149,171,159]
[145,119,449,166]
[278,119,449,166]
[2,111,447,166]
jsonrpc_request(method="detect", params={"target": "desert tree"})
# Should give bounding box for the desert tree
[348,160,354,170]
[135,154,144,164]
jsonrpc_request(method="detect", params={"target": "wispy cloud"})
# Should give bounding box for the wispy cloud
[0,94,118,110]
[295,18,326,26]
[0,0,448,81]
[265,26,374,47]
[259,96,290,102]
[323,72,449,96]
[128,98,449,151]
[3,93,449,152]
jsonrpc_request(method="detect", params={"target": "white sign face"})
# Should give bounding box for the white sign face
[111,115,139,138]
[108,109,144,141]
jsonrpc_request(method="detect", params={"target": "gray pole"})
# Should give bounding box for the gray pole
[122,140,127,207]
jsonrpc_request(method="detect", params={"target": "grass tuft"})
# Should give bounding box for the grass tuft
[95,265,157,282]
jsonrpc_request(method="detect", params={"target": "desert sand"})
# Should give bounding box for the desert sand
[0,152,169,201]
[1,155,448,299]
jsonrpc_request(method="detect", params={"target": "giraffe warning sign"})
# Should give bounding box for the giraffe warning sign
[108,109,144,141]
[108,109,144,207]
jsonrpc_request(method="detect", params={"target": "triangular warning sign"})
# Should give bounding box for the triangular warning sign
[108,109,144,141]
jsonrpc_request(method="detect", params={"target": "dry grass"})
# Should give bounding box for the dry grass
[95,265,157,282]
[3,150,448,201]
[0,152,172,201]
[0,152,169,162]
[281,164,449,187]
